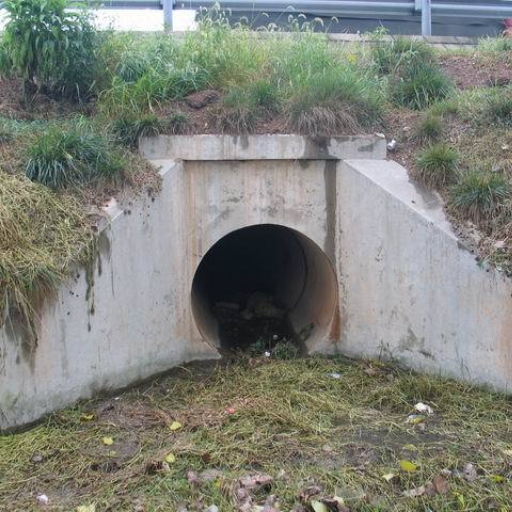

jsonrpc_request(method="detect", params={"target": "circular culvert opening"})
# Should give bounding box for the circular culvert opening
[191,224,338,354]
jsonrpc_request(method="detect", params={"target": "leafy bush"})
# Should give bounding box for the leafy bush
[286,66,383,137]
[450,171,510,223]
[416,113,444,142]
[416,144,458,188]
[391,64,453,110]
[26,126,125,189]
[0,0,103,100]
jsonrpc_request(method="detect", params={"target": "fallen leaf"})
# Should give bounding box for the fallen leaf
[311,500,329,512]
[80,414,95,422]
[165,453,176,464]
[102,437,114,446]
[432,475,448,495]
[187,470,201,486]
[399,460,418,473]
[239,474,273,490]
[402,486,426,498]
[199,468,223,482]
[462,463,477,482]
[382,472,397,482]
[170,421,183,431]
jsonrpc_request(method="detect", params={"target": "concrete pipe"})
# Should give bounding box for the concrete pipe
[191,224,338,353]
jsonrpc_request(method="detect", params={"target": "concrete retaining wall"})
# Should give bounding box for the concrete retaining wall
[1,134,511,431]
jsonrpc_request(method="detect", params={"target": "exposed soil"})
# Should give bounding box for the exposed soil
[0,77,91,120]
[439,53,512,90]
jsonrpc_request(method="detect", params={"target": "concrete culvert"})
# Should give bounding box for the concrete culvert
[191,224,338,354]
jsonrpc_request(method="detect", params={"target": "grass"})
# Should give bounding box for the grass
[286,66,383,137]
[1,356,511,511]
[25,125,126,189]
[112,114,163,147]
[0,169,94,338]
[415,113,444,143]
[450,171,511,224]
[391,64,453,110]
[483,89,512,127]
[416,144,459,189]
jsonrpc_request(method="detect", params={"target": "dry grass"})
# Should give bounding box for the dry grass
[1,356,511,512]
[0,169,94,338]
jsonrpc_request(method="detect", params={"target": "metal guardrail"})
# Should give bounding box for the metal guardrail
[2,0,512,33]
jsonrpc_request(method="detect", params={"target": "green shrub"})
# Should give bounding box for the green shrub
[286,66,383,136]
[416,144,458,188]
[373,37,435,76]
[0,0,103,100]
[416,113,444,142]
[450,171,510,223]
[112,115,162,147]
[392,64,453,110]
[26,126,125,189]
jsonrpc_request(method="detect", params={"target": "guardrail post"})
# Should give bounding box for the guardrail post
[421,0,432,36]
[163,0,173,32]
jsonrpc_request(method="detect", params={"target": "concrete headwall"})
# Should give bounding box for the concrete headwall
[1,134,511,431]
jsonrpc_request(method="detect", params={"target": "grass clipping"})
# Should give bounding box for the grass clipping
[0,169,94,337]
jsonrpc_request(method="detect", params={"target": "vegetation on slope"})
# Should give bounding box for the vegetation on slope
[2,0,512,329]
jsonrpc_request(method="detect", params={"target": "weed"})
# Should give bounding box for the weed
[450,171,510,223]
[112,115,162,147]
[272,340,299,359]
[286,66,383,136]
[26,126,125,189]
[416,144,458,188]
[415,113,444,142]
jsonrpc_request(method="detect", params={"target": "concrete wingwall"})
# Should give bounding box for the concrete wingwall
[1,134,511,431]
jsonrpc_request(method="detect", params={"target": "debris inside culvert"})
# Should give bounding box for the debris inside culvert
[213,291,303,356]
